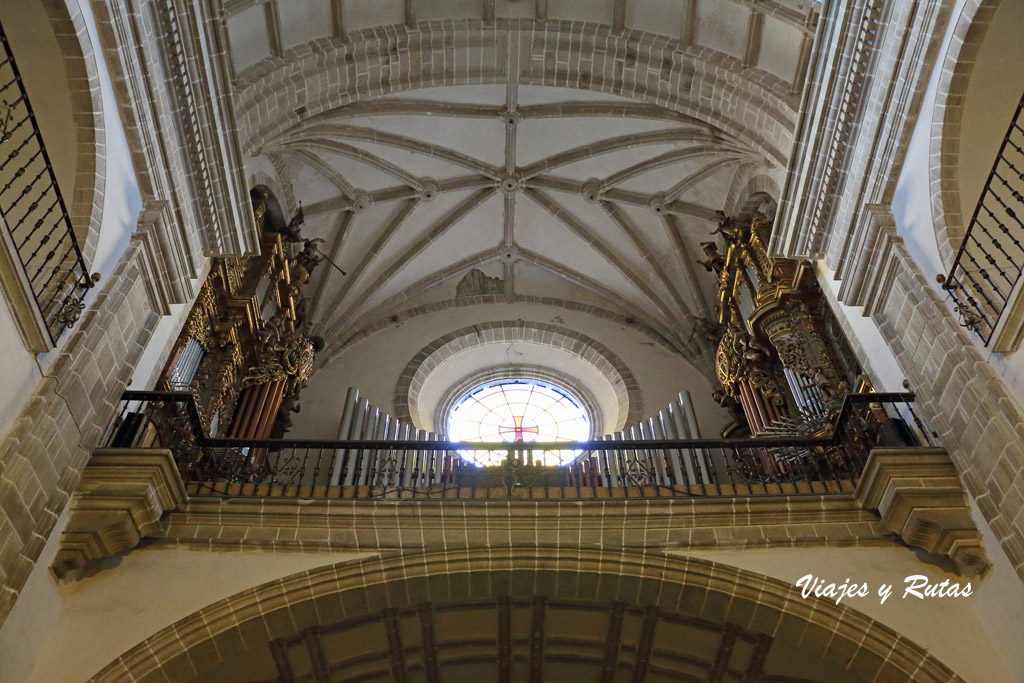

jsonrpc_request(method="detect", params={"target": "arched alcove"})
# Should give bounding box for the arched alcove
[250,183,288,233]
[0,0,106,265]
[929,0,1024,269]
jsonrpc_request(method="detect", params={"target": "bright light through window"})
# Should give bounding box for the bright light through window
[447,380,591,467]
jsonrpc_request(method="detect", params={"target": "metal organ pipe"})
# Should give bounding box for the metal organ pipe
[313,385,755,493]
[666,400,695,485]
[680,391,710,484]
[400,422,414,488]
[658,409,685,485]
[369,412,390,486]
[430,432,443,487]
[330,387,359,486]
[355,401,376,486]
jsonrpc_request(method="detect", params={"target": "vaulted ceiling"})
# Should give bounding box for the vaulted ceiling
[224,0,817,366]
[194,596,864,682]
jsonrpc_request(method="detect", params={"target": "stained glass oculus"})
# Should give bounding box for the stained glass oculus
[446,380,591,466]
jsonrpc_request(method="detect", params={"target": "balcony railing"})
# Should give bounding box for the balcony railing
[104,391,936,500]
[0,23,95,345]
[939,91,1024,345]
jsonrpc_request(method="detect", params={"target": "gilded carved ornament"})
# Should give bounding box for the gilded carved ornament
[183,310,213,351]
[252,190,269,232]
[761,303,836,374]
[242,312,315,389]
[714,318,785,406]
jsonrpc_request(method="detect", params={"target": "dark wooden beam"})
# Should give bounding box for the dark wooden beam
[383,608,408,683]
[498,597,513,683]
[599,602,626,683]
[791,32,815,96]
[270,637,298,683]
[630,606,659,683]
[743,633,773,682]
[264,1,282,57]
[303,629,332,683]
[709,624,740,683]
[679,0,697,48]
[529,596,546,682]
[743,10,763,68]
[612,0,627,33]
[418,604,441,683]
[330,0,345,38]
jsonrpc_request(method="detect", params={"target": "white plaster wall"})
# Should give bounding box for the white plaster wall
[0,294,42,436]
[889,0,1024,408]
[0,0,141,283]
[956,1,1024,229]
[953,0,1024,406]
[889,0,967,283]
[817,262,906,392]
[293,301,728,439]
[0,507,371,683]
[72,0,141,282]
[413,343,624,434]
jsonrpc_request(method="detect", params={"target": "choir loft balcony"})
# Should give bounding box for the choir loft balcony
[50,389,990,584]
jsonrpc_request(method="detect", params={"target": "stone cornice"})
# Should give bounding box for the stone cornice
[153,494,892,553]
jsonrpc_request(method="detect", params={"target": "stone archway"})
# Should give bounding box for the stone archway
[92,548,961,682]
[1,1,106,266]
[234,21,798,167]
[928,0,1020,269]
[393,320,643,431]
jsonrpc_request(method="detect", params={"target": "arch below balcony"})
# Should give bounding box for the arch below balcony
[89,548,963,682]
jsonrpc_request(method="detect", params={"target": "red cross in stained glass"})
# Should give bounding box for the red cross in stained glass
[499,415,539,442]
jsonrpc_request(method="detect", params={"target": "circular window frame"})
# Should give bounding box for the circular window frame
[434,365,604,439]
[445,376,594,467]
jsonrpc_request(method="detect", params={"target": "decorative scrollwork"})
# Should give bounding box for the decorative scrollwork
[953,304,983,333]
[715,320,784,405]
[480,456,545,495]
[272,451,304,485]
[56,297,85,327]
[622,459,653,486]
[243,323,315,389]
[147,400,205,478]
[183,311,213,351]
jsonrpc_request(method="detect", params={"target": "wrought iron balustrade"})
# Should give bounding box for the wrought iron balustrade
[105,391,936,500]
[939,91,1024,344]
[0,23,95,344]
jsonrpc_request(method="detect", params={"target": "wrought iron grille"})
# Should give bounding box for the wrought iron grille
[0,23,94,344]
[106,391,936,500]
[940,91,1024,343]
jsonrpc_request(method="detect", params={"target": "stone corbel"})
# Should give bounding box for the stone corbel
[51,449,186,581]
[856,448,990,576]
